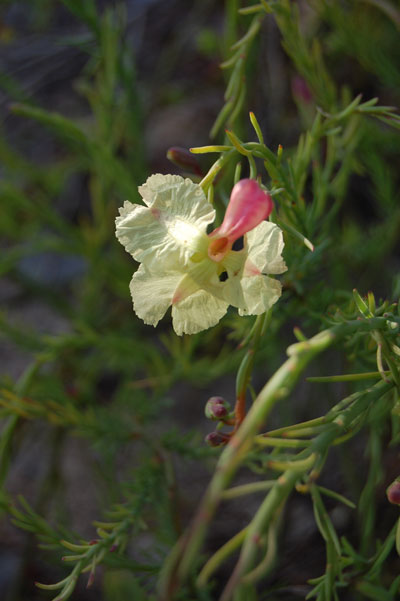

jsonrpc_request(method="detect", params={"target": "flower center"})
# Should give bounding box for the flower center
[208,236,232,262]
[168,218,206,253]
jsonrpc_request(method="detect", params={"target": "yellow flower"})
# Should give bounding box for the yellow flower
[116,174,286,335]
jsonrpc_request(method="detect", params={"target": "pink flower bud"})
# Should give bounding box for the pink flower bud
[387,479,400,505]
[208,179,273,262]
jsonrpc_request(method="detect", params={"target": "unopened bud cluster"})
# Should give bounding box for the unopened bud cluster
[204,396,232,447]
[205,396,231,420]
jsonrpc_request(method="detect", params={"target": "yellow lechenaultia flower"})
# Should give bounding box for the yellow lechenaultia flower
[115,174,287,335]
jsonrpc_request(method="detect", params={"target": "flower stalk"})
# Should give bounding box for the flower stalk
[158,317,397,599]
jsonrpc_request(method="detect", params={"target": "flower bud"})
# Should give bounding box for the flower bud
[205,396,231,420]
[205,431,230,447]
[166,146,203,176]
[291,75,312,104]
[208,179,273,261]
[387,479,400,505]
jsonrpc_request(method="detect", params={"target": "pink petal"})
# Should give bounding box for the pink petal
[210,179,273,244]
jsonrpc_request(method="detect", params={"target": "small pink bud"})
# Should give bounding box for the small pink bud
[205,431,230,447]
[208,179,273,261]
[205,396,231,420]
[387,479,400,505]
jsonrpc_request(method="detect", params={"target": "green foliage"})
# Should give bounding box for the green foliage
[0,1,400,600]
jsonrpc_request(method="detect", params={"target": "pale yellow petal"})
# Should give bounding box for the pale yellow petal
[116,202,166,263]
[186,256,240,308]
[245,221,287,275]
[151,175,215,231]
[172,290,228,335]
[219,271,246,309]
[129,264,183,327]
[139,173,184,207]
[221,249,246,276]
[187,255,220,289]
[116,175,215,268]
[139,174,215,231]
[116,203,206,268]
[171,273,202,304]
[238,275,282,316]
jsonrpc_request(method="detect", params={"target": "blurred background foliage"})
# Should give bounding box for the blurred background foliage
[0,0,399,600]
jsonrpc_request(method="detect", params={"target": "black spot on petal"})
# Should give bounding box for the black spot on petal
[219,271,229,282]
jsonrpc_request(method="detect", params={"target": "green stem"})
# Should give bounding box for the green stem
[199,150,236,192]
[157,318,395,599]
[264,415,328,436]
[0,357,46,489]
[307,371,390,382]
[221,480,275,500]
[235,313,267,427]
[196,526,248,587]
[255,436,312,448]
[219,469,299,601]
[241,512,280,584]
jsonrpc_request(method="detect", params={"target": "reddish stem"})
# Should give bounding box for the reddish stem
[234,393,246,430]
